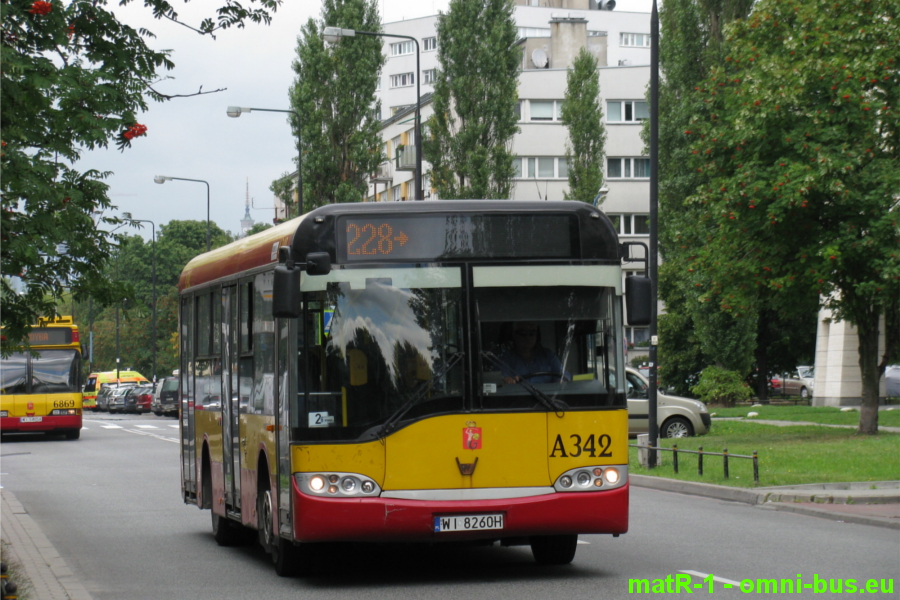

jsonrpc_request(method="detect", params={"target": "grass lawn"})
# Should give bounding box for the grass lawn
[628,421,900,488]
[708,404,900,427]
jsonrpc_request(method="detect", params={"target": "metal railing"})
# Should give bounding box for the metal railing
[630,443,760,484]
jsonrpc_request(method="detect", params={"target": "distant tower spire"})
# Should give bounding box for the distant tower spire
[240,177,255,237]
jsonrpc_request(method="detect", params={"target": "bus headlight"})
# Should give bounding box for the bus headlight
[295,472,381,498]
[553,465,627,492]
[0,411,8,418]
[50,409,80,416]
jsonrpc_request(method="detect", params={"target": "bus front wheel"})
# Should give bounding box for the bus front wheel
[64,429,80,440]
[531,534,578,565]
[258,487,302,577]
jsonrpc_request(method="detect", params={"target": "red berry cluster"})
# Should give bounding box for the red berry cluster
[123,124,148,140]
[29,1,52,15]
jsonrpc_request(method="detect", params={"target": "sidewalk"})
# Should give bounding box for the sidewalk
[631,476,900,529]
[1,489,94,600]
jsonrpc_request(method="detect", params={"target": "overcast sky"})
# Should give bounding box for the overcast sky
[84,0,653,241]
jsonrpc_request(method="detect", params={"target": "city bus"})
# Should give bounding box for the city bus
[0,316,84,440]
[178,200,651,576]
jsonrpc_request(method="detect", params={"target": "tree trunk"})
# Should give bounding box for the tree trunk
[856,308,882,435]
[756,311,769,403]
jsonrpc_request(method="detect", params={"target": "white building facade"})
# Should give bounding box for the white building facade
[367,1,653,347]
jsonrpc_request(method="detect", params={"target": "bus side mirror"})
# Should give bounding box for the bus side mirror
[273,263,301,319]
[306,252,331,276]
[625,276,652,326]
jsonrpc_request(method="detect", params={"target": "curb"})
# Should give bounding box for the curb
[0,489,94,600]
[630,475,900,530]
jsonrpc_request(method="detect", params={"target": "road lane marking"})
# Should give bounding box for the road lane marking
[122,427,179,444]
[134,425,158,429]
[577,540,590,545]
[168,424,180,429]
[101,424,122,429]
[680,570,743,588]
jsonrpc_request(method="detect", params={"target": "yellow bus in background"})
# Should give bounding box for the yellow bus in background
[1,316,84,440]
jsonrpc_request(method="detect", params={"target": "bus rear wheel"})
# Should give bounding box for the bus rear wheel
[530,534,578,565]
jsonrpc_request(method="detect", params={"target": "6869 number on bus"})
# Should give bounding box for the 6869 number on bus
[434,513,504,533]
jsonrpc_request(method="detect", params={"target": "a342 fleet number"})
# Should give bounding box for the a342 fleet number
[549,433,613,458]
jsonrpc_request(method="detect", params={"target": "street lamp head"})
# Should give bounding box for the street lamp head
[153,175,171,184]
[226,106,249,118]
[323,26,356,43]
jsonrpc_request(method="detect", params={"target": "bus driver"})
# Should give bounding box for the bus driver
[498,321,570,384]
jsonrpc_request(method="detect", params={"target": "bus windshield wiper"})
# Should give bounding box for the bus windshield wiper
[481,351,566,417]
[374,352,465,439]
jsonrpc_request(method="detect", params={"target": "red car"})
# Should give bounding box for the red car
[132,385,156,413]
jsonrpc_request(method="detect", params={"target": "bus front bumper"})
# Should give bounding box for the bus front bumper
[291,479,628,543]
[0,414,82,434]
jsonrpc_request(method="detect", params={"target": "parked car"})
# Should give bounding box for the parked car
[151,376,180,417]
[107,386,136,414]
[97,383,136,412]
[886,365,900,398]
[625,367,711,438]
[772,366,814,400]
[131,384,156,414]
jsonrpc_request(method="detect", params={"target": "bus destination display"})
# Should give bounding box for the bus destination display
[28,328,73,346]
[337,214,575,263]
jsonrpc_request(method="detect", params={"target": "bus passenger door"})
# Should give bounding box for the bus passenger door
[222,286,241,512]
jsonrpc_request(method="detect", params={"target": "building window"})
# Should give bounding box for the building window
[375,77,381,91]
[607,100,648,122]
[390,72,415,88]
[620,33,651,47]
[512,157,568,179]
[390,41,415,56]
[609,215,650,236]
[423,37,437,51]
[607,157,651,179]
[391,185,401,202]
[423,69,436,84]
[517,26,550,39]
[526,99,562,121]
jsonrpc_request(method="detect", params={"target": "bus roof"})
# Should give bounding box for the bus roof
[179,201,619,292]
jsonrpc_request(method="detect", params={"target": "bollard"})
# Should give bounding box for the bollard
[723,448,729,479]
[698,446,703,476]
[753,450,759,484]
[672,444,679,474]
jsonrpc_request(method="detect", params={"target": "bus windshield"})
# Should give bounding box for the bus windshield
[476,283,624,410]
[0,350,82,395]
[295,267,463,441]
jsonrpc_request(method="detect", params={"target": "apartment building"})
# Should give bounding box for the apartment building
[368,0,653,346]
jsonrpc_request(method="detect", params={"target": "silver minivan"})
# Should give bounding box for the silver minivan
[625,367,711,438]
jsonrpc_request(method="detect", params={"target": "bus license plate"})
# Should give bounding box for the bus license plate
[20,416,43,423]
[434,514,504,533]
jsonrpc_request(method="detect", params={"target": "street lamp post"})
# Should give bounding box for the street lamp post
[227,106,303,218]
[128,218,157,383]
[647,0,661,468]
[153,176,210,252]
[323,26,423,201]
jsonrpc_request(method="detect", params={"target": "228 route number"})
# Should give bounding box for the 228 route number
[549,433,612,458]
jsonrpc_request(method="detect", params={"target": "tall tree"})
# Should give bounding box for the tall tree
[423,0,520,199]
[684,0,900,432]
[560,48,606,204]
[1,0,280,355]
[649,0,764,394]
[287,0,385,209]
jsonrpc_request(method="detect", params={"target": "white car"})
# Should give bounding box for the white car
[625,367,711,438]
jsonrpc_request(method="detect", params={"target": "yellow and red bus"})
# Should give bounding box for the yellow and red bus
[178,201,651,576]
[1,316,84,440]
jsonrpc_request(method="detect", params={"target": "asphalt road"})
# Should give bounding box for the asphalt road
[1,414,898,599]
